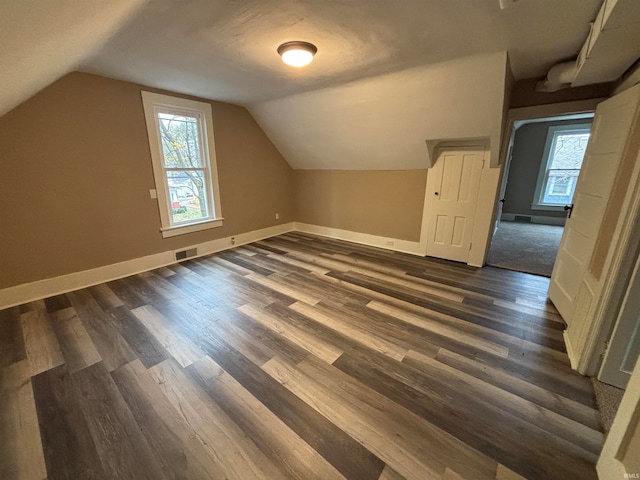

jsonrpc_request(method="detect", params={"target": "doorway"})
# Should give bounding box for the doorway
[486,113,594,277]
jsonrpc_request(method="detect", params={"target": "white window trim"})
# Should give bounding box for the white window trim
[141,91,223,238]
[531,123,592,211]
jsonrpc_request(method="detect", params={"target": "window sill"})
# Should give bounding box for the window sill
[530,204,566,212]
[160,218,224,238]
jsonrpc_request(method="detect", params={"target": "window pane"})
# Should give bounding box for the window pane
[550,177,571,195]
[542,169,579,204]
[157,112,203,168]
[540,129,590,205]
[166,170,209,223]
[549,131,590,170]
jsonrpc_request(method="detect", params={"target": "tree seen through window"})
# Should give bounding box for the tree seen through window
[540,129,590,205]
[157,112,209,223]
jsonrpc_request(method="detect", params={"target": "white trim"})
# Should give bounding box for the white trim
[507,100,603,125]
[293,222,423,256]
[500,213,566,226]
[468,156,501,268]
[419,166,434,255]
[160,218,224,238]
[141,91,223,235]
[424,137,489,169]
[0,222,429,309]
[563,330,579,370]
[529,204,566,212]
[597,355,640,479]
[0,223,294,310]
[513,113,595,129]
[599,253,640,387]
[580,149,640,375]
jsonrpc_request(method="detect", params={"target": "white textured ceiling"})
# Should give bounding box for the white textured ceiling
[77,0,600,105]
[1,0,607,170]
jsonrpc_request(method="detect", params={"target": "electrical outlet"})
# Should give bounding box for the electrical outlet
[149,189,157,199]
[275,213,280,220]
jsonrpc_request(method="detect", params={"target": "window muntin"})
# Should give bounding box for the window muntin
[142,92,222,238]
[532,125,591,210]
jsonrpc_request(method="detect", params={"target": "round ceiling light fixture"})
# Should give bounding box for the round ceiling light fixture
[277,41,317,67]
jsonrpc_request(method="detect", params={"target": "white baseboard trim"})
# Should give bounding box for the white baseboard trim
[563,330,578,370]
[0,222,294,310]
[294,222,423,256]
[501,213,566,226]
[0,221,426,309]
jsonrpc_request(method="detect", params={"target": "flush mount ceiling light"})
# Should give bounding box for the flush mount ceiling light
[277,41,317,67]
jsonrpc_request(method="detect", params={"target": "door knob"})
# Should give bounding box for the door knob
[564,204,574,218]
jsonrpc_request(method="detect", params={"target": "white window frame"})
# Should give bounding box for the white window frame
[531,123,591,211]
[142,91,223,238]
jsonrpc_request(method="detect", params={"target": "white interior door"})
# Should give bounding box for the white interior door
[599,253,640,389]
[426,150,484,263]
[549,86,640,322]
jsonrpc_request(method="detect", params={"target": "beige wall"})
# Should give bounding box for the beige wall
[294,170,427,242]
[0,72,294,289]
[621,410,640,474]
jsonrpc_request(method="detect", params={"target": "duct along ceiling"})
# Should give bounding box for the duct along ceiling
[537,0,640,91]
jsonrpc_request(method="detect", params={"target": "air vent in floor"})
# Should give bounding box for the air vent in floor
[175,247,198,261]
[514,215,532,223]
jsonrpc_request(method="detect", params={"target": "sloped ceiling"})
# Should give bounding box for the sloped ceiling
[1,0,604,169]
[0,0,146,117]
[252,52,508,170]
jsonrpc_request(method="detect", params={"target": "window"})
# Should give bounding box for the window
[532,124,591,210]
[142,92,222,238]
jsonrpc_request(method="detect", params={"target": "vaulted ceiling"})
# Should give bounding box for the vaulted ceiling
[0,0,611,169]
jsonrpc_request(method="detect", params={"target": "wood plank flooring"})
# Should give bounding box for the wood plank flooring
[0,233,604,480]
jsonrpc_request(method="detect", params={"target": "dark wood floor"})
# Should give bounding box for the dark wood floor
[0,232,604,480]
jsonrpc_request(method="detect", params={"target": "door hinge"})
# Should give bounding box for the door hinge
[601,340,610,358]
[469,242,472,250]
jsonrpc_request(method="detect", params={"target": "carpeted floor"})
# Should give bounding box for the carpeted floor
[486,221,564,277]
[592,378,625,433]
